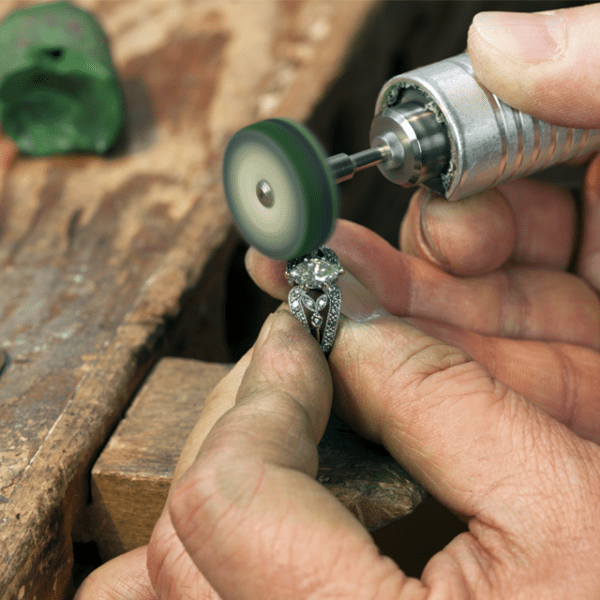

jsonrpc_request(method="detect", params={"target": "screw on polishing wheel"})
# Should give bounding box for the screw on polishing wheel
[223,118,338,261]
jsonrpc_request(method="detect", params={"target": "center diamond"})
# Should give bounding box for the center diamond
[288,258,341,287]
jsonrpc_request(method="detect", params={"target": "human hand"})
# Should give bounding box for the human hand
[74,192,600,600]
[398,4,600,442]
[76,275,600,599]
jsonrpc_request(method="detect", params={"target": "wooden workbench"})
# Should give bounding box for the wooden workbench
[0,1,554,597]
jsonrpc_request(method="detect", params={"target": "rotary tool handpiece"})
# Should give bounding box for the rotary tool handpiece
[333,53,600,199]
[223,53,600,261]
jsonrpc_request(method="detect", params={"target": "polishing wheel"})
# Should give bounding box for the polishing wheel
[223,118,338,261]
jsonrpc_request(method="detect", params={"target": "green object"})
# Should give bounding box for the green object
[0,1,123,156]
[223,118,338,261]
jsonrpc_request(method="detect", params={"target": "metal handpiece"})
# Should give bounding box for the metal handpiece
[329,53,600,201]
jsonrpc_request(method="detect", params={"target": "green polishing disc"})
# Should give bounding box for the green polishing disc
[223,118,338,261]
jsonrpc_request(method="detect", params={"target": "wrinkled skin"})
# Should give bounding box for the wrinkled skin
[76,6,600,599]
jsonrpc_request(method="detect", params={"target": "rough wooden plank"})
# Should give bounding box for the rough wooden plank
[90,359,231,559]
[91,358,425,560]
[0,1,379,598]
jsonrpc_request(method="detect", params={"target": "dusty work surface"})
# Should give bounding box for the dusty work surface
[0,1,380,597]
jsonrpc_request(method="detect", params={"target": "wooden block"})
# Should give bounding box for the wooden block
[90,358,230,558]
[91,357,425,560]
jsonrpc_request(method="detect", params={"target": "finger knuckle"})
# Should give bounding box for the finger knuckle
[388,336,478,399]
[375,334,498,429]
[169,450,265,557]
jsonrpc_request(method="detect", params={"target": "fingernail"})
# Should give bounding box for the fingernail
[586,154,600,205]
[337,270,390,323]
[420,190,448,268]
[472,11,565,62]
[244,247,254,280]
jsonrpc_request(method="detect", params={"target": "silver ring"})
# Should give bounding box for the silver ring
[285,246,344,356]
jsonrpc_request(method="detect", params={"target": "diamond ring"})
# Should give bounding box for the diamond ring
[285,246,344,356]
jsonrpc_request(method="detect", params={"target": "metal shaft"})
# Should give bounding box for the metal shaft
[327,145,392,183]
[326,100,449,189]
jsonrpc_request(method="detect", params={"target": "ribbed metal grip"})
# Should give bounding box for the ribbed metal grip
[374,53,600,201]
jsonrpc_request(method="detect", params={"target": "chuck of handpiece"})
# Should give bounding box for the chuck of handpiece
[327,98,450,196]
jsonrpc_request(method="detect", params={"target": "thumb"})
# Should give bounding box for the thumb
[467,5,600,129]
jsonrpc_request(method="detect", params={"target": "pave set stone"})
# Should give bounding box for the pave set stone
[286,246,343,355]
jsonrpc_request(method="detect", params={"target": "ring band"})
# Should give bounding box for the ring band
[285,246,344,356]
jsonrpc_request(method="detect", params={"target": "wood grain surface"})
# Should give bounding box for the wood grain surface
[0,1,377,597]
[90,359,235,559]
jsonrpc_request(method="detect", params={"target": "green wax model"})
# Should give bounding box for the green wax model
[0,1,123,156]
